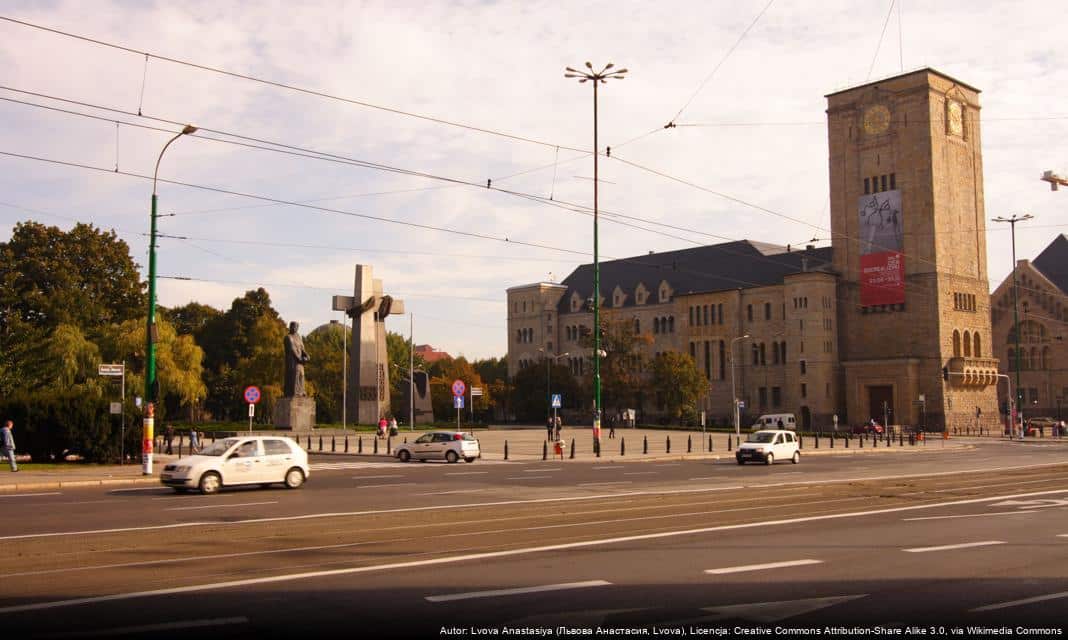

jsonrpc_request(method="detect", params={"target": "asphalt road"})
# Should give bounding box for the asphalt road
[2,440,1066,638]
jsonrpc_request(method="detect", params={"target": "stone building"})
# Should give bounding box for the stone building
[507,68,1001,430]
[990,235,1068,420]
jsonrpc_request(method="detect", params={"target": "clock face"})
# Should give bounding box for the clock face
[863,105,891,135]
[947,100,963,136]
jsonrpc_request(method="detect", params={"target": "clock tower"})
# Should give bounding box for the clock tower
[826,68,999,431]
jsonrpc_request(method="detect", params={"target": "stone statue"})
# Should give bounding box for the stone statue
[283,321,310,397]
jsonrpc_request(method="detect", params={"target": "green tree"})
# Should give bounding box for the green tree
[386,331,427,421]
[574,317,653,417]
[651,351,706,423]
[511,360,578,423]
[305,322,345,424]
[428,357,482,421]
[230,315,287,423]
[162,302,222,338]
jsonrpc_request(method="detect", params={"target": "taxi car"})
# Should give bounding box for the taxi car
[736,429,800,465]
[160,436,310,494]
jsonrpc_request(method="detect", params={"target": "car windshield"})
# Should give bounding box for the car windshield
[199,438,240,456]
[462,433,476,441]
[747,432,777,444]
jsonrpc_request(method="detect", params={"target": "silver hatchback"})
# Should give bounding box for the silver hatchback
[394,431,480,463]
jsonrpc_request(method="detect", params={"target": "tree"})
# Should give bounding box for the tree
[230,315,287,423]
[428,357,482,421]
[574,317,653,417]
[511,360,579,423]
[386,331,426,421]
[305,322,345,424]
[651,351,706,423]
[162,302,222,338]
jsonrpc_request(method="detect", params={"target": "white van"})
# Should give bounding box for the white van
[750,413,797,431]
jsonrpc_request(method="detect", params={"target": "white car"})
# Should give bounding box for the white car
[160,436,310,494]
[736,429,800,465]
[394,431,480,463]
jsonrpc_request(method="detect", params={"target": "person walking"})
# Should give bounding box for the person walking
[378,416,388,438]
[388,416,398,437]
[188,428,200,454]
[1,420,17,472]
[546,416,554,441]
[608,414,616,439]
[554,415,563,441]
[164,424,175,455]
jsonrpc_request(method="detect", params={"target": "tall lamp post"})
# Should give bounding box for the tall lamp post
[538,348,570,422]
[565,61,627,448]
[992,214,1032,440]
[730,334,751,442]
[144,124,197,476]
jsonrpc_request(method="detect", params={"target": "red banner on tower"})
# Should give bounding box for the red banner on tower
[858,190,904,306]
[860,251,905,305]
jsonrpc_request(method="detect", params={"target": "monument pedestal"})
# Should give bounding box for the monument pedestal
[273,397,316,431]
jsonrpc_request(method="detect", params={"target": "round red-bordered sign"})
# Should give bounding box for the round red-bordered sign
[451,379,466,397]
[244,386,261,404]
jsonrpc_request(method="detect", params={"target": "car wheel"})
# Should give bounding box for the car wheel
[445,450,459,464]
[736,458,745,465]
[765,453,774,466]
[792,451,800,464]
[464,457,475,463]
[198,471,221,495]
[398,449,411,463]
[284,467,305,489]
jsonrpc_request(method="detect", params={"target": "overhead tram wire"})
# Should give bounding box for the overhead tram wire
[867,0,898,81]
[0,15,590,156]
[156,275,503,305]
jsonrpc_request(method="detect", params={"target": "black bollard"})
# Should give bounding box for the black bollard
[845,434,850,448]
[859,433,864,448]
[595,438,601,458]
[899,431,904,447]
[815,433,820,449]
[643,436,648,454]
[543,441,548,461]
[666,436,671,454]
[570,438,576,459]
[332,436,336,452]
[709,434,713,451]
[345,436,349,453]
[318,435,323,451]
[830,433,835,448]
[178,438,183,459]
[373,438,378,454]
[387,436,392,455]
[687,435,692,453]
[621,437,626,456]
[307,434,311,449]
[358,436,363,454]
[727,435,732,452]
[504,440,509,460]
[798,433,803,449]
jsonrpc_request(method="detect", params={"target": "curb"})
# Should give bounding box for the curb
[0,476,160,492]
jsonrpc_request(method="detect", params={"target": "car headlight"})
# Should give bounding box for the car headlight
[173,465,191,473]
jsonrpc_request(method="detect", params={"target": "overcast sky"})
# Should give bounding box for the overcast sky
[1,1,1065,360]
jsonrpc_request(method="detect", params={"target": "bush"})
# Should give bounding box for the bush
[0,390,131,463]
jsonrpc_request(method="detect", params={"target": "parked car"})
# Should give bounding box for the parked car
[1026,417,1057,435]
[160,436,309,495]
[736,430,800,465]
[394,431,480,463]
[750,413,797,431]
[851,421,884,435]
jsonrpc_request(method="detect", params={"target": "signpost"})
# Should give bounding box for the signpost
[98,362,126,466]
[244,386,261,433]
[452,380,465,430]
[551,393,562,431]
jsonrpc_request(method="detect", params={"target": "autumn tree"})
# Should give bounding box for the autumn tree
[305,322,345,424]
[651,351,706,423]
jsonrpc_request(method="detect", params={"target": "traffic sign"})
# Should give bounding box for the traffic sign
[249,403,256,417]
[738,400,746,410]
[110,402,122,415]
[98,363,124,376]
[454,395,465,409]
[471,386,484,397]
[451,379,466,397]
[244,386,261,404]
[551,394,562,408]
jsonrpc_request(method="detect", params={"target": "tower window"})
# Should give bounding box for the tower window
[889,173,896,190]
[864,177,871,194]
[880,175,887,192]
[747,305,753,322]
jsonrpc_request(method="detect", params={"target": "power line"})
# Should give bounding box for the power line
[867,0,897,81]
[157,275,503,304]
[0,15,591,155]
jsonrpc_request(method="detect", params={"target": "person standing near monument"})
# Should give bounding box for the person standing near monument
[2,420,17,471]
[283,321,311,398]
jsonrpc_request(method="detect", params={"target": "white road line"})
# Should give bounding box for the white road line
[0,492,61,498]
[623,472,657,476]
[39,616,248,637]
[416,489,483,496]
[349,474,403,480]
[445,471,488,476]
[903,511,1037,521]
[688,477,731,481]
[971,591,1068,612]
[6,489,1068,613]
[107,487,165,493]
[527,468,561,472]
[507,476,552,480]
[704,559,823,575]
[165,501,278,512]
[354,483,415,489]
[1058,534,1068,538]
[592,467,621,471]
[578,481,632,486]
[904,541,1006,553]
[426,580,611,603]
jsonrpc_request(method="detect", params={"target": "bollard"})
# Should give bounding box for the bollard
[666,436,671,454]
[358,436,363,454]
[332,436,336,452]
[727,435,732,452]
[543,441,548,461]
[709,434,713,451]
[307,434,311,449]
[830,432,835,448]
[621,437,626,456]
[504,440,509,460]
[211,433,216,443]
[845,434,850,448]
[815,433,820,449]
[345,436,349,453]
[178,439,183,459]
[570,438,576,459]
[687,435,692,453]
[387,436,392,455]
[859,433,864,448]
[909,432,915,446]
[318,435,323,451]
[798,433,803,450]
[899,431,904,447]
[373,438,378,454]
[643,436,649,454]
[596,438,601,458]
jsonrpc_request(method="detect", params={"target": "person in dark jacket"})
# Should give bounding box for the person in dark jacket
[1,420,17,472]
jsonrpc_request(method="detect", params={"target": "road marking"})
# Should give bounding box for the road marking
[349,474,403,480]
[0,492,61,498]
[1058,534,1068,538]
[971,591,1068,612]
[991,498,1068,509]
[165,501,278,512]
[416,489,483,496]
[527,468,560,472]
[107,487,165,493]
[426,580,611,603]
[578,481,632,486]
[354,483,415,489]
[623,472,657,476]
[688,477,734,482]
[904,511,1036,521]
[904,541,1006,553]
[6,489,1068,613]
[39,616,248,637]
[704,559,823,575]
[445,471,488,476]
[592,467,621,471]
[507,476,552,480]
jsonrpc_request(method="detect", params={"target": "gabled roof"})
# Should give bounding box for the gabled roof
[556,240,834,312]
[1032,234,1068,295]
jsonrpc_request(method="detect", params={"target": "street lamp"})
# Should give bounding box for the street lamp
[730,334,751,442]
[143,124,197,476]
[565,61,627,449]
[1041,170,1067,191]
[992,213,1033,440]
[538,348,570,423]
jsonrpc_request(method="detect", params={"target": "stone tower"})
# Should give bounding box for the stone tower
[827,68,999,431]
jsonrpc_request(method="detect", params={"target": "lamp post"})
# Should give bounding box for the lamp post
[565,61,627,448]
[730,334,751,442]
[992,214,1033,440]
[144,124,197,476]
[1041,170,1067,191]
[538,348,570,423]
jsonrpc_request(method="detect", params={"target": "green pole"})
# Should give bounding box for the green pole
[593,77,602,443]
[146,193,158,405]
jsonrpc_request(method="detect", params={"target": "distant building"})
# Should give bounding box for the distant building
[990,235,1068,419]
[507,68,1001,431]
[414,344,452,364]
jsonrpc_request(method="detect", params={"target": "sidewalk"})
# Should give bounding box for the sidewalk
[0,428,971,492]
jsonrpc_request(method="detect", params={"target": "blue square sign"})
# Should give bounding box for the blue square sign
[551,394,562,408]
[454,396,464,409]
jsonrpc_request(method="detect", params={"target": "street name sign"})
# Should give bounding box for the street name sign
[98,363,124,376]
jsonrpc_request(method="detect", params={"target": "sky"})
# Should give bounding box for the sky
[1,0,1065,360]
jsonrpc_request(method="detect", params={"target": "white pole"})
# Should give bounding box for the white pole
[121,360,126,465]
[375,310,380,425]
[409,313,414,431]
[342,313,347,431]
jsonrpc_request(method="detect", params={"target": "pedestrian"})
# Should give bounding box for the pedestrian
[777,418,784,429]
[189,428,200,454]
[1,420,17,472]
[547,416,554,440]
[378,416,388,438]
[609,414,616,439]
[554,415,563,441]
[164,424,175,455]
[388,416,398,436]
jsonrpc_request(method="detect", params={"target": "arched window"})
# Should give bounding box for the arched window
[653,318,660,334]
[973,332,981,358]
[952,330,961,357]
[780,341,787,363]
[752,344,759,365]
[759,343,766,365]
[668,316,675,333]
[1042,346,1051,370]
[963,331,971,357]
